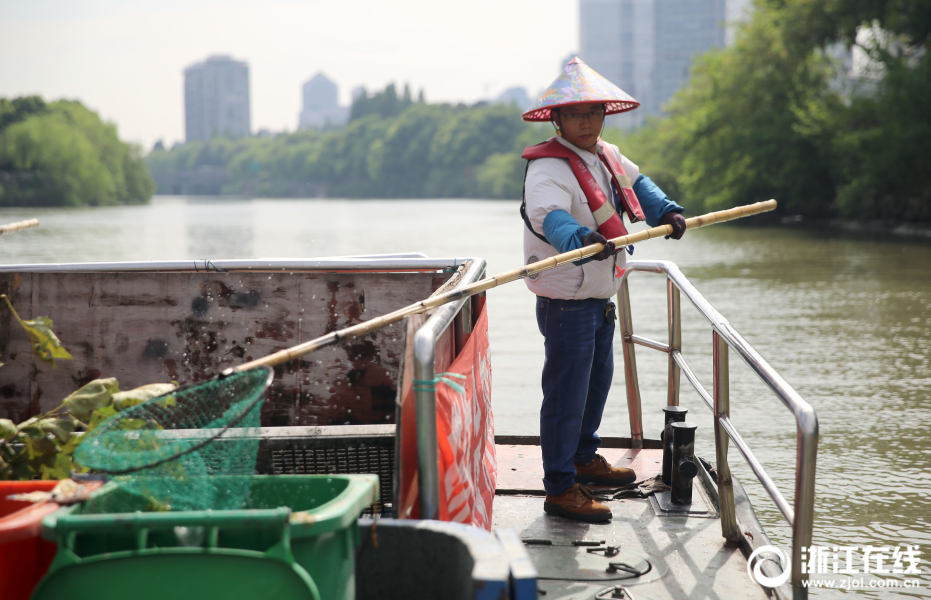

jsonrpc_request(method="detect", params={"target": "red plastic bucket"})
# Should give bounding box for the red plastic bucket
[0,480,100,600]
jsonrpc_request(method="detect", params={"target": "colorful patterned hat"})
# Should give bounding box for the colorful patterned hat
[521,57,639,122]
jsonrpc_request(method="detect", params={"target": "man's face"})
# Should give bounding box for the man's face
[553,104,605,152]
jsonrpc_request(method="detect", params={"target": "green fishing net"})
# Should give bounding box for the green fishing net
[75,367,272,511]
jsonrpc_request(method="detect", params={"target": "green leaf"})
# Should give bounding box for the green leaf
[15,416,39,431]
[10,460,34,480]
[146,497,171,512]
[0,295,74,368]
[111,382,177,411]
[19,425,45,439]
[87,404,117,431]
[0,419,16,441]
[115,418,151,431]
[58,432,83,456]
[62,432,90,473]
[25,436,56,460]
[39,453,72,480]
[63,377,120,422]
[38,418,75,443]
[25,316,74,367]
[24,436,57,474]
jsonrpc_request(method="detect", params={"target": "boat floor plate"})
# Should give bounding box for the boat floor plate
[650,489,713,517]
[492,492,768,599]
[495,446,664,494]
[525,544,658,583]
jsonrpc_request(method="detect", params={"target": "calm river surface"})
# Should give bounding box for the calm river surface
[2,197,930,597]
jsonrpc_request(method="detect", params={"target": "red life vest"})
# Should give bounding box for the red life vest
[521,138,645,239]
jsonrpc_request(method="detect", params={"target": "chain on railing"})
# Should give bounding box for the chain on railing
[618,260,818,599]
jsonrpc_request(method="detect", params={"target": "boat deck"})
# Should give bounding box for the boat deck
[493,444,769,600]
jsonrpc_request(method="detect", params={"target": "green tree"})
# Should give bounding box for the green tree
[350,83,418,121]
[5,114,116,206]
[0,96,48,131]
[0,97,154,206]
[425,104,531,197]
[629,4,837,216]
[624,0,931,222]
[145,91,540,200]
[475,153,526,199]
[366,104,455,197]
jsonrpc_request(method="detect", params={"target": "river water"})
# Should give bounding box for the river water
[2,197,930,597]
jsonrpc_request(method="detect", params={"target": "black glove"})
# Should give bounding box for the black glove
[581,231,615,261]
[660,212,686,240]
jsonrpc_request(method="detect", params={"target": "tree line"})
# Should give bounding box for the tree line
[5,0,928,223]
[610,0,930,223]
[149,0,929,223]
[146,86,542,200]
[0,97,154,207]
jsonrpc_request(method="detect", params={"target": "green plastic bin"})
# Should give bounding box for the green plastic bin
[35,474,379,600]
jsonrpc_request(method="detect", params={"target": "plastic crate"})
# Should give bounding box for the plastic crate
[0,480,102,600]
[36,474,378,600]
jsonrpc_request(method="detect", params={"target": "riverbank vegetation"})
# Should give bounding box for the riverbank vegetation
[146,0,928,223]
[609,0,930,223]
[146,86,541,200]
[0,97,154,207]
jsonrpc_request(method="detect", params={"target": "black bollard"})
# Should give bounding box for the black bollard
[661,406,689,485]
[671,421,699,505]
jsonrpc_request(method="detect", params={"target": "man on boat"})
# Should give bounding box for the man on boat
[521,57,686,522]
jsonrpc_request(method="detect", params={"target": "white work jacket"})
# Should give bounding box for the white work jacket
[522,136,641,300]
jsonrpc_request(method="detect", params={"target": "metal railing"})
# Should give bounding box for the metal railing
[618,260,818,599]
[0,253,445,273]
[413,258,487,520]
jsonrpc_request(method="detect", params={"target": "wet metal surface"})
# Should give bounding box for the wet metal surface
[495,447,663,495]
[0,270,446,427]
[494,442,767,599]
[650,490,710,517]
[492,491,767,599]
[524,544,656,583]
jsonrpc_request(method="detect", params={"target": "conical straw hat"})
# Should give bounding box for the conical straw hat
[522,57,639,122]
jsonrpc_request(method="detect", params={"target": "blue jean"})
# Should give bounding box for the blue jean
[535,296,615,496]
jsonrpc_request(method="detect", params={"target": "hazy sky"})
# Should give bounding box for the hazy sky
[0,0,579,149]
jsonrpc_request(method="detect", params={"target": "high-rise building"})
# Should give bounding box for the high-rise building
[495,87,532,110]
[298,73,349,129]
[579,0,629,94]
[184,55,251,142]
[579,0,727,128]
[653,0,726,114]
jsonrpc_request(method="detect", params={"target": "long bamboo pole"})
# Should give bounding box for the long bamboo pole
[224,199,777,375]
[0,218,39,236]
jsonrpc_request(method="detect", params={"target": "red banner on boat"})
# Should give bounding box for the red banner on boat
[397,302,496,530]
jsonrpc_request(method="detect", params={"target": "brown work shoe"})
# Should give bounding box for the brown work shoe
[543,483,612,522]
[575,454,637,486]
